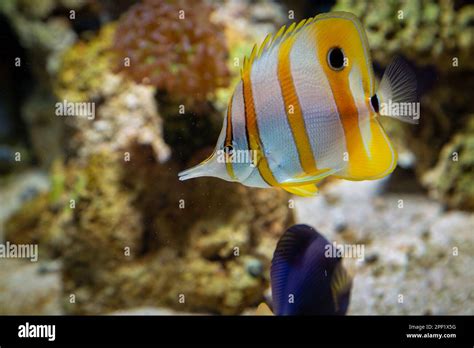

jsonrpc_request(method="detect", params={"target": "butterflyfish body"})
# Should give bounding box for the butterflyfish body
[178,12,418,197]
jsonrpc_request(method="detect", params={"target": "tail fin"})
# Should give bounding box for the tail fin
[377,57,419,124]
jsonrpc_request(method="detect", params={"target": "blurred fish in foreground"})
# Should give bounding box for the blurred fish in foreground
[179,11,418,197]
[257,224,352,315]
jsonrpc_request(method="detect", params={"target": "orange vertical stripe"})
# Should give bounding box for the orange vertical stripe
[277,33,319,174]
[224,94,234,148]
[241,65,279,187]
[313,19,371,179]
[224,94,236,180]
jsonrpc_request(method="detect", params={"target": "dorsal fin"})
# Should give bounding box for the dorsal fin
[294,18,308,31]
[257,34,272,58]
[241,43,258,77]
[240,17,315,78]
[282,22,297,39]
[271,24,287,45]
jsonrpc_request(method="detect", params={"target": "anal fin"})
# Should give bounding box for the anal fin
[282,183,319,197]
[281,168,339,186]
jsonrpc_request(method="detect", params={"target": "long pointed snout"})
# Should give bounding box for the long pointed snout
[178,152,228,181]
[178,161,211,181]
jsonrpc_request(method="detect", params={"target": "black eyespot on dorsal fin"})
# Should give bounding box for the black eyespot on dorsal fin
[370,94,380,113]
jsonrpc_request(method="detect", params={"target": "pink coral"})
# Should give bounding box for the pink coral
[113,0,230,102]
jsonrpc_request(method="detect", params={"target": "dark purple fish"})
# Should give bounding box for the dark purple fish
[271,224,352,315]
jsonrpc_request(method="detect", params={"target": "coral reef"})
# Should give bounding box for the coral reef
[333,0,474,70]
[68,76,171,162]
[21,87,64,167]
[4,4,294,311]
[54,23,116,103]
[0,260,62,315]
[2,0,471,317]
[6,146,294,314]
[5,161,83,258]
[422,117,474,210]
[403,73,473,210]
[0,0,81,80]
[54,23,170,162]
[0,1,80,167]
[112,0,230,103]
[6,0,87,20]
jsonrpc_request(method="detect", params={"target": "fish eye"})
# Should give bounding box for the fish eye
[327,47,345,71]
[223,145,234,155]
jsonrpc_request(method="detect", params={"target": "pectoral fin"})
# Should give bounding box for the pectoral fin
[378,56,419,124]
